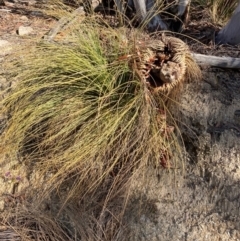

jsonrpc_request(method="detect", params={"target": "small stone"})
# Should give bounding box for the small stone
[17,26,33,36]
[20,15,29,21]
[28,0,37,5]
[4,1,14,7]
[0,226,7,231]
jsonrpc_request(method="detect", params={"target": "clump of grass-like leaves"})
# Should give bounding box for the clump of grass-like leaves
[194,0,238,25]
[1,206,72,241]
[0,17,184,240]
[40,0,85,19]
[209,0,238,24]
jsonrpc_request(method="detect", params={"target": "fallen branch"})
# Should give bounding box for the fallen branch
[44,6,85,42]
[44,1,100,42]
[192,53,240,69]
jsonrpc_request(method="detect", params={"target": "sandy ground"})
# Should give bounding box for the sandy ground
[127,67,240,240]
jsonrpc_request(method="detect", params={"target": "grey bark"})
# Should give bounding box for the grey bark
[216,1,240,45]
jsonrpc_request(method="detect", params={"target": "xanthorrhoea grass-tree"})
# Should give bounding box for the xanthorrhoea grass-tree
[0,17,199,240]
[206,0,238,25]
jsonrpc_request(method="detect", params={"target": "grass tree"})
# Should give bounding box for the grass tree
[0,15,201,240]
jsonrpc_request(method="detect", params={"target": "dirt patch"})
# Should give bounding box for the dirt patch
[127,68,240,240]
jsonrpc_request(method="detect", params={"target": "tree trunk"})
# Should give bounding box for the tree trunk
[216,1,240,45]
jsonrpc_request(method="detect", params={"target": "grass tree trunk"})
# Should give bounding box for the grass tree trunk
[216,1,240,45]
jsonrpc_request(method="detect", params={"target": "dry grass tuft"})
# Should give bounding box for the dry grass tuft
[41,0,81,19]
[1,206,74,241]
[194,0,238,25]
[0,16,200,240]
[210,0,238,24]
